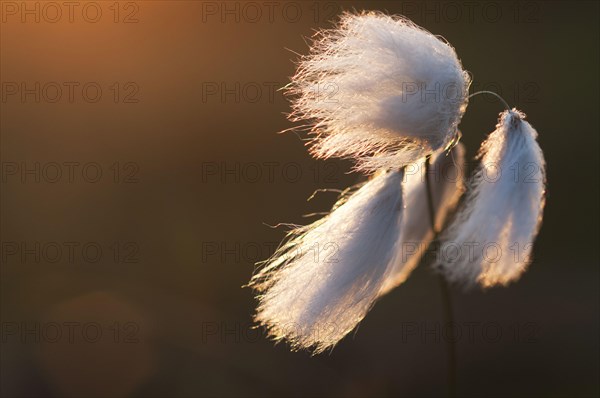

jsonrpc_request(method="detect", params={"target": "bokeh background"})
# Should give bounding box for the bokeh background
[0,1,598,397]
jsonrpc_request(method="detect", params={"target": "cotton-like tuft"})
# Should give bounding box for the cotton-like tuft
[435,110,546,287]
[250,170,404,353]
[286,11,471,172]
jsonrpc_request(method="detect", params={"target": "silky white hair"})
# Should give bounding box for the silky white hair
[250,145,466,352]
[435,110,546,287]
[286,11,471,172]
[251,170,404,353]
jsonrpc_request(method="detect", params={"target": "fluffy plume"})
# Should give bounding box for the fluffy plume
[435,110,546,287]
[380,143,466,295]
[250,170,404,353]
[286,11,471,172]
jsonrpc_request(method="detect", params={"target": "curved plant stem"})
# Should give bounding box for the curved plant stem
[424,156,457,398]
[467,90,511,111]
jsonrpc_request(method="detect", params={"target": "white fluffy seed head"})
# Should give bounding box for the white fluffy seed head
[435,110,546,288]
[286,11,471,172]
[250,170,404,353]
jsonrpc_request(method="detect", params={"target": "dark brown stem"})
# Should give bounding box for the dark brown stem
[424,156,457,398]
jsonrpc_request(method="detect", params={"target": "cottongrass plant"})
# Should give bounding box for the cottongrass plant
[249,11,546,355]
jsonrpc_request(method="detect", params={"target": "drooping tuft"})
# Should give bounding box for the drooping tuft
[435,110,546,287]
[250,170,404,353]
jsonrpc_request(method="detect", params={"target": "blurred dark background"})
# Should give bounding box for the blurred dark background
[0,1,598,397]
